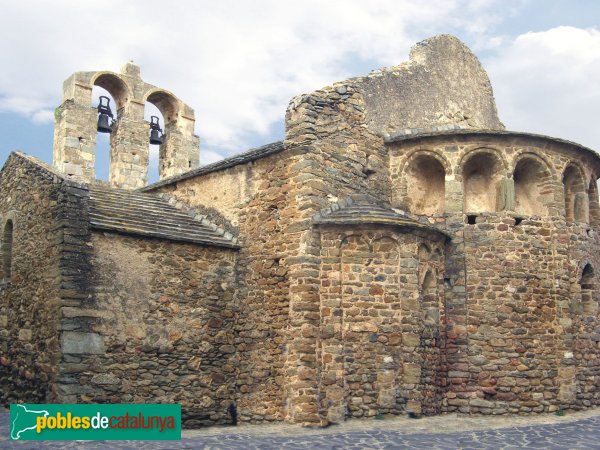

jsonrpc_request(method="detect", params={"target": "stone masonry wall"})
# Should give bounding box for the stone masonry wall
[60,232,239,427]
[152,80,391,425]
[318,227,446,422]
[149,151,293,423]
[389,133,600,414]
[0,154,64,404]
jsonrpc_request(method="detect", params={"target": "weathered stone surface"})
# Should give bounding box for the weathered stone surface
[62,332,105,354]
[358,35,504,135]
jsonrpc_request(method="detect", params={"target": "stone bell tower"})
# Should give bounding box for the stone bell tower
[53,62,200,189]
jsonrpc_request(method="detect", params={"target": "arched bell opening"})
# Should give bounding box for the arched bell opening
[145,90,179,181]
[143,102,166,184]
[91,85,118,181]
[146,90,179,129]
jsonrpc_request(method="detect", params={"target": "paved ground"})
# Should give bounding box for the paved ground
[2,408,600,449]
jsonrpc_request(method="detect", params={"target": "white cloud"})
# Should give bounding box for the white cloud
[200,150,225,166]
[6,3,599,166]
[31,109,54,124]
[0,0,514,159]
[486,26,600,152]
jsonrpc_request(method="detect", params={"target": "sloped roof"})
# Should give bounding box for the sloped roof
[314,199,450,240]
[89,185,239,248]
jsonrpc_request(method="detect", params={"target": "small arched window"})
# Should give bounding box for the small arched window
[580,264,597,315]
[1,220,13,281]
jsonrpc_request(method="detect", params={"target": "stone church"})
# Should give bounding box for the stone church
[0,35,599,427]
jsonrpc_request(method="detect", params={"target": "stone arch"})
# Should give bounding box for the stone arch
[144,89,180,127]
[509,149,555,175]
[580,263,598,314]
[1,219,14,281]
[404,152,446,215]
[401,149,452,174]
[457,147,509,175]
[513,154,553,216]
[91,72,131,110]
[462,149,505,213]
[563,164,588,223]
[588,177,600,226]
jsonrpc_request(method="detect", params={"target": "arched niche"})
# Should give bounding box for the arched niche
[513,156,552,216]
[463,152,503,213]
[588,179,600,226]
[580,263,598,315]
[405,154,445,215]
[421,269,439,325]
[422,269,436,294]
[563,165,588,223]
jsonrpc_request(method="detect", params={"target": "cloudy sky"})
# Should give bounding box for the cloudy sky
[0,0,599,183]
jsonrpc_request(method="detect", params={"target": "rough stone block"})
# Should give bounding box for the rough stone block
[61,331,105,354]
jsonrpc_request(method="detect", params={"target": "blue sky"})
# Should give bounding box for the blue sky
[0,0,599,183]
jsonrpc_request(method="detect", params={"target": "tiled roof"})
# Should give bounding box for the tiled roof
[140,141,285,191]
[89,184,239,248]
[314,199,450,239]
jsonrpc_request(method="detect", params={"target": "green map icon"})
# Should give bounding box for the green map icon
[10,404,49,440]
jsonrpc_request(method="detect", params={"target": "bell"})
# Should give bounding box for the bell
[149,115,164,145]
[97,96,114,133]
[97,113,112,133]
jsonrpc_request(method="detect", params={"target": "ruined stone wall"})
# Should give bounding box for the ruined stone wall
[0,154,64,404]
[62,232,238,427]
[389,133,600,414]
[356,35,504,136]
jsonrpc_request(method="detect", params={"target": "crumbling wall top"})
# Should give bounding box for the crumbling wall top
[351,34,504,135]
